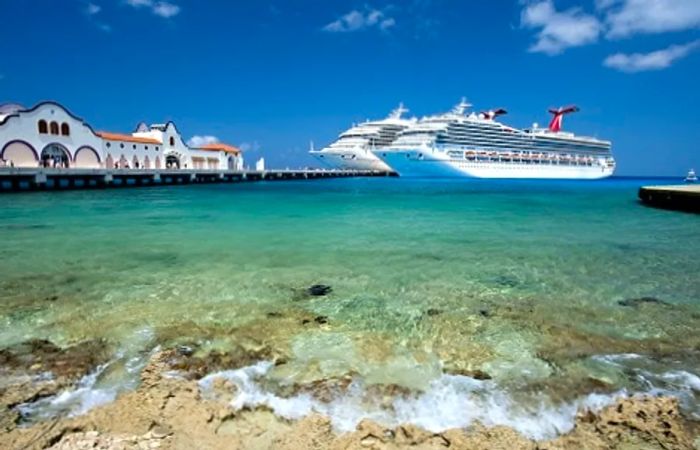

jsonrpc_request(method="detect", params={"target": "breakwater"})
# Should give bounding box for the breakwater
[0,167,395,193]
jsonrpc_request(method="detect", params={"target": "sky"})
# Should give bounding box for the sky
[0,0,698,176]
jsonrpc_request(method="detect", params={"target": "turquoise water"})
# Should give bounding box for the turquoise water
[1,178,699,436]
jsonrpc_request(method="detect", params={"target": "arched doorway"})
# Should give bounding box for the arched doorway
[41,144,71,168]
[119,154,128,169]
[227,156,238,170]
[74,146,101,169]
[1,140,38,167]
[132,155,140,169]
[144,155,151,169]
[155,156,161,169]
[106,154,114,169]
[166,154,180,169]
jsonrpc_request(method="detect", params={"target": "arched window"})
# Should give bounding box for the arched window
[38,120,48,134]
[169,136,175,146]
[49,122,59,135]
[61,123,70,136]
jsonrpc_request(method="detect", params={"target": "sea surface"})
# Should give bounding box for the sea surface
[1,177,699,439]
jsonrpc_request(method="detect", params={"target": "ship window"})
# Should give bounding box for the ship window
[60,123,70,136]
[49,121,59,135]
[120,143,125,149]
[133,144,136,149]
[106,142,111,148]
[38,120,48,134]
[169,136,175,146]
[145,146,149,150]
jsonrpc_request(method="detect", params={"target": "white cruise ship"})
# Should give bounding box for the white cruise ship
[373,99,615,179]
[310,104,415,171]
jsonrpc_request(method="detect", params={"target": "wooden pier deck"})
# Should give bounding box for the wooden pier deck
[0,167,395,193]
[638,184,700,213]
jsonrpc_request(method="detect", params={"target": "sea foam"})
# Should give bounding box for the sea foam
[198,361,623,440]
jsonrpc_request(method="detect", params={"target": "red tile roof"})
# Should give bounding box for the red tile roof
[197,143,241,154]
[97,131,161,145]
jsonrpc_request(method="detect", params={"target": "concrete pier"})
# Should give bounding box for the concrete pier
[638,184,700,213]
[0,168,395,193]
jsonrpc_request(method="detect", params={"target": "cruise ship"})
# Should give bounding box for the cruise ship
[373,99,615,179]
[310,104,415,171]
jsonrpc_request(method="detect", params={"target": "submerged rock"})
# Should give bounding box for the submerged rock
[618,297,670,308]
[307,284,333,297]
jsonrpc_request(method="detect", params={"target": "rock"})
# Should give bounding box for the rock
[266,311,283,318]
[175,345,194,357]
[445,368,492,380]
[307,284,332,297]
[426,308,442,317]
[479,309,491,318]
[314,316,329,325]
[618,297,670,307]
[149,425,172,439]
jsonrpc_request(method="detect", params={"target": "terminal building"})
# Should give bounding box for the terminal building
[0,102,244,171]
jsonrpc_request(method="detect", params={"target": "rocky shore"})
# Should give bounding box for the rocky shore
[1,343,699,450]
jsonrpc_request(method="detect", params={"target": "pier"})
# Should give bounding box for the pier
[0,167,395,193]
[638,185,700,213]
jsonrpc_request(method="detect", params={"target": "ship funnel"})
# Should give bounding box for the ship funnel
[547,105,579,132]
[452,97,473,115]
[480,108,507,120]
[388,102,409,119]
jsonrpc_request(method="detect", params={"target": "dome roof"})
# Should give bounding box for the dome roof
[0,103,25,115]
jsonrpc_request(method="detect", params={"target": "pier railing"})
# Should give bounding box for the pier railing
[0,167,395,193]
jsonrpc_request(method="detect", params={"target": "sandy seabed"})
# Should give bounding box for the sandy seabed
[2,346,700,450]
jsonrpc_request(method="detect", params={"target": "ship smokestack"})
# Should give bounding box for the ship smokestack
[548,105,579,132]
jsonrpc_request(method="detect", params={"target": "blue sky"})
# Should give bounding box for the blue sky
[0,0,698,175]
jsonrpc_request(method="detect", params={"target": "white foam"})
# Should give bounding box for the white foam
[198,362,623,440]
[17,364,118,422]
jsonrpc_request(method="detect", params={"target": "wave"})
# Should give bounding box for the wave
[198,361,622,440]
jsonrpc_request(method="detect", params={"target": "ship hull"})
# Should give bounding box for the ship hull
[375,149,614,179]
[310,150,392,172]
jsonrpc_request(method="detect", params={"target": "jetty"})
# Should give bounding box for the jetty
[638,185,700,213]
[0,167,394,193]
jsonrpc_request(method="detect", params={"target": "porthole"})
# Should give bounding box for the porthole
[120,143,125,149]
[106,142,111,148]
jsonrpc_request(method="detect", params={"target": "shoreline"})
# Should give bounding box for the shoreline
[2,346,699,450]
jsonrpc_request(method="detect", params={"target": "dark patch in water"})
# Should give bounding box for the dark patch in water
[266,311,283,318]
[2,224,53,231]
[307,284,332,297]
[618,297,670,308]
[294,284,333,300]
[491,275,520,288]
[479,309,492,318]
[128,251,181,268]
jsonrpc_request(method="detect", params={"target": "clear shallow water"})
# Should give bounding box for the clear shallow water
[1,177,699,435]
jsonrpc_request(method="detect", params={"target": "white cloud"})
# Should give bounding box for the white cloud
[521,0,602,55]
[86,3,101,15]
[125,0,180,19]
[126,0,152,7]
[152,2,180,18]
[599,0,700,38]
[323,7,396,32]
[238,141,261,153]
[187,135,219,147]
[603,39,700,72]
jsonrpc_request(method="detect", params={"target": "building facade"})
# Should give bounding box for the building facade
[0,102,243,170]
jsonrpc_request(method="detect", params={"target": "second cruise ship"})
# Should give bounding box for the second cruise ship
[310,104,415,171]
[374,99,615,179]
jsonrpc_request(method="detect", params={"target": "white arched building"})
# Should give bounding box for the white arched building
[0,101,244,170]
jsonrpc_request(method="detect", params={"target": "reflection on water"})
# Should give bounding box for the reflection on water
[1,178,699,428]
